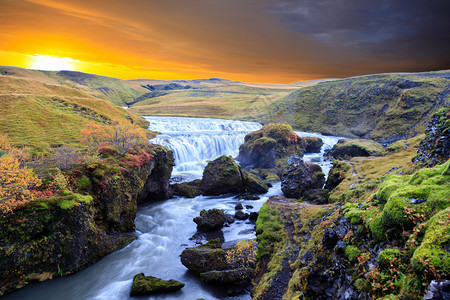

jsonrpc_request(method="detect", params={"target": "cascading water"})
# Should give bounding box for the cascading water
[5,117,342,300]
[146,116,262,181]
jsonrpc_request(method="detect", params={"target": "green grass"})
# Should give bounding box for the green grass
[0,69,148,149]
[263,71,450,140]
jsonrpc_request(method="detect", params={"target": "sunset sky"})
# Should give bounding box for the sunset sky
[1,0,449,83]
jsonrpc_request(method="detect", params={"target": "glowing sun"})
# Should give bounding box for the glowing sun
[30,55,76,71]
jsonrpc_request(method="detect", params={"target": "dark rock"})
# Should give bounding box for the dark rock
[235,193,260,200]
[302,137,324,153]
[225,214,235,224]
[241,171,268,194]
[171,179,201,198]
[235,203,244,210]
[424,279,450,300]
[200,155,267,196]
[200,268,253,285]
[414,104,450,167]
[235,211,249,220]
[201,156,243,195]
[322,227,338,249]
[237,123,322,169]
[325,160,352,191]
[194,209,226,231]
[327,139,384,159]
[180,239,228,274]
[280,156,326,203]
[249,212,259,222]
[245,205,254,209]
[130,273,184,296]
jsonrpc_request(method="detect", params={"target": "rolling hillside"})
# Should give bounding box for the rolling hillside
[263,71,450,143]
[0,66,147,149]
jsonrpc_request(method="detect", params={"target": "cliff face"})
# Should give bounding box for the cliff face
[0,144,174,296]
[413,104,450,167]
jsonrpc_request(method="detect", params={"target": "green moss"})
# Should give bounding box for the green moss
[354,278,366,292]
[56,192,93,209]
[344,245,360,263]
[411,207,450,275]
[344,208,364,225]
[378,248,403,271]
[255,203,285,259]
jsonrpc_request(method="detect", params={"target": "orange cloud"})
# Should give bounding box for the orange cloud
[0,0,448,83]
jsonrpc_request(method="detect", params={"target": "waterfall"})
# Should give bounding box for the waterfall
[145,116,262,181]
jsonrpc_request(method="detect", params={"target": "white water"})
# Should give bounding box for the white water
[146,116,262,181]
[6,117,342,300]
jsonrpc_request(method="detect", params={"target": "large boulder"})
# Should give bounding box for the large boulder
[413,104,450,167]
[180,239,255,292]
[237,123,322,170]
[130,273,184,296]
[200,155,267,196]
[194,209,227,231]
[327,138,384,159]
[180,239,229,274]
[171,179,201,198]
[280,156,326,203]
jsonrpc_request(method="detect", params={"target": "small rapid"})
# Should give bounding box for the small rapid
[5,117,342,300]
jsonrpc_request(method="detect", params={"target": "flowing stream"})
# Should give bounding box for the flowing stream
[6,117,342,300]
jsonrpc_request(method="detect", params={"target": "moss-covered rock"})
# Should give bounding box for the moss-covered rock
[171,179,201,198]
[180,239,228,274]
[237,123,322,170]
[130,273,184,296]
[327,138,385,159]
[201,155,244,195]
[193,209,226,231]
[378,248,403,271]
[411,207,450,276]
[200,155,267,196]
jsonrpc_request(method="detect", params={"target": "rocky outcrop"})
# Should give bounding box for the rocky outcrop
[200,155,268,196]
[413,104,450,167]
[130,273,184,296]
[324,160,352,191]
[171,179,201,198]
[237,123,323,170]
[0,144,174,296]
[194,209,227,231]
[280,156,327,203]
[326,138,384,159]
[181,238,255,293]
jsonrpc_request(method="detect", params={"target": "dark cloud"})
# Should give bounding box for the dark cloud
[271,0,450,63]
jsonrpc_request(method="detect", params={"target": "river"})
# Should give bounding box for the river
[5,117,342,300]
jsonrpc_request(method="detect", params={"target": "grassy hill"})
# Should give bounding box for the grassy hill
[263,71,450,143]
[0,66,147,150]
[2,66,449,145]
